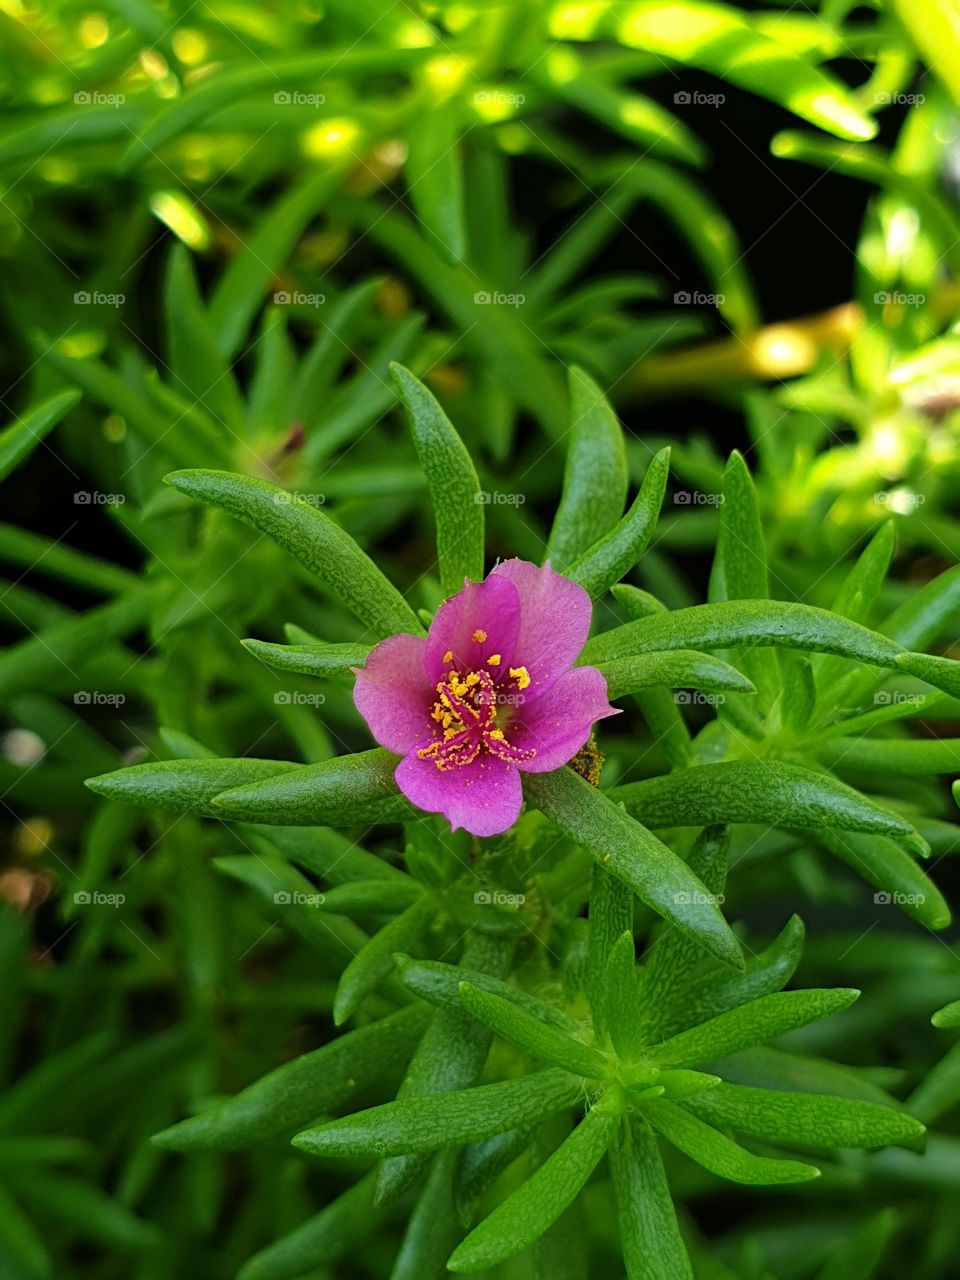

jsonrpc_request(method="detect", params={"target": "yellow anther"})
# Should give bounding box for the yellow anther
[487,654,501,667]
[472,629,487,643]
[488,728,505,742]
[465,672,480,686]
[442,650,453,663]
[509,665,531,690]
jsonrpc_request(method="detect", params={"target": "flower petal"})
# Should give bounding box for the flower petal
[490,559,593,699]
[395,751,523,837]
[508,666,619,773]
[353,634,433,754]
[425,574,521,683]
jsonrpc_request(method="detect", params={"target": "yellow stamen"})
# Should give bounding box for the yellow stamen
[487,654,501,667]
[464,672,480,686]
[442,650,453,663]
[488,728,505,742]
[472,629,487,643]
[509,665,531,690]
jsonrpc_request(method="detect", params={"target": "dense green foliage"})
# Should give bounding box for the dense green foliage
[2,1,960,1278]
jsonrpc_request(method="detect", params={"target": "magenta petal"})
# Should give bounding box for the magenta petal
[353,634,433,754]
[508,666,619,774]
[425,574,521,682]
[490,560,593,699]
[395,752,523,837]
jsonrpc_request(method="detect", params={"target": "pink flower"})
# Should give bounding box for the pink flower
[353,560,619,837]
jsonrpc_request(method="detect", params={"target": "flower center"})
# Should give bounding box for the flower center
[417,668,536,771]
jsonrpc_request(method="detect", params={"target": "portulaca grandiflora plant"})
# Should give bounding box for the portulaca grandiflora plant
[89,364,960,1279]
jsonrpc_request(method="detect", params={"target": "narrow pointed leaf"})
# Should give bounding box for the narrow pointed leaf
[241,639,371,678]
[210,750,412,826]
[447,1106,615,1272]
[334,900,433,1024]
[610,761,928,857]
[391,363,484,595]
[405,103,466,263]
[599,649,755,699]
[818,828,951,930]
[0,388,80,483]
[565,447,670,599]
[687,1081,925,1147]
[458,982,608,1077]
[524,768,742,970]
[648,989,860,1068]
[86,758,298,816]
[152,1005,429,1151]
[164,469,423,638]
[647,1099,819,1185]
[610,1117,693,1280]
[547,366,629,569]
[293,1068,583,1157]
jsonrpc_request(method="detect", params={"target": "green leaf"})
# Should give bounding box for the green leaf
[610,1117,693,1280]
[565,448,670,599]
[524,769,742,970]
[241,638,371,678]
[818,736,960,775]
[647,988,860,1068]
[85,758,299,816]
[458,982,608,1077]
[546,367,629,569]
[391,363,484,596]
[0,388,80,484]
[599,649,755,698]
[377,933,513,1208]
[151,1005,429,1151]
[405,102,466,263]
[933,1000,960,1029]
[164,469,423,639]
[165,245,244,431]
[236,1172,380,1280]
[395,953,582,1034]
[588,866,634,1047]
[209,749,411,827]
[292,1068,583,1157]
[612,2,878,141]
[447,1106,616,1272]
[610,761,928,857]
[646,1099,820,1185]
[815,1208,899,1280]
[602,932,645,1063]
[818,828,951,930]
[688,1081,925,1147]
[334,900,433,1024]
[313,880,423,915]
